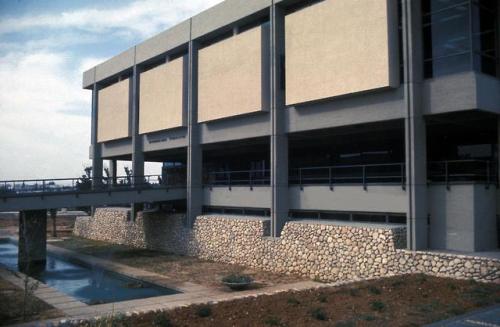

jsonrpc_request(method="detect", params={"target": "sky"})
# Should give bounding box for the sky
[0,0,222,180]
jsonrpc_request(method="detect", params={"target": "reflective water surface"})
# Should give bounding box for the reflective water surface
[0,241,179,304]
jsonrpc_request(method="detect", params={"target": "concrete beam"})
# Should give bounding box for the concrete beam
[191,0,271,39]
[135,20,191,64]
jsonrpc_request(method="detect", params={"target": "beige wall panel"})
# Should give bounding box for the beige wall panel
[198,26,264,123]
[285,0,399,105]
[139,57,186,134]
[97,79,130,142]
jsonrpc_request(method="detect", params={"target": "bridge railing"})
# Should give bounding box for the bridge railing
[0,174,184,197]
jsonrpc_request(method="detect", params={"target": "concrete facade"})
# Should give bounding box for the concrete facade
[285,0,399,105]
[139,56,187,134]
[198,25,268,122]
[97,78,131,142]
[83,0,500,253]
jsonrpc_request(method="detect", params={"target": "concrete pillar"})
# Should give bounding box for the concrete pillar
[186,35,203,227]
[18,210,47,272]
[131,63,145,219]
[403,0,428,250]
[270,3,288,237]
[91,83,103,188]
[109,159,117,185]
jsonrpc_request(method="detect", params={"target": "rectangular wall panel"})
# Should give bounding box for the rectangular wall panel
[285,0,399,105]
[139,56,186,134]
[97,79,130,142]
[198,26,268,123]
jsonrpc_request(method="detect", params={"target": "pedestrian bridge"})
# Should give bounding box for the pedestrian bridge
[0,175,186,212]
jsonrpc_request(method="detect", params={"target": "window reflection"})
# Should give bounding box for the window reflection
[423,0,498,78]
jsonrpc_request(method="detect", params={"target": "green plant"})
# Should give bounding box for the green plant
[368,286,381,295]
[446,282,458,291]
[287,297,300,305]
[196,305,212,318]
[447,306,466,316]
[335,321,354,327]
[264,316,284,326]
[349,288,360,297]
[391,280,405,288]
[370,301,386,312]
[222,274,253,284]
[152,313,172,327]
[360,314,376,321]
[318,293,328,303]
[310,308,328,321]
[416,274,427,284]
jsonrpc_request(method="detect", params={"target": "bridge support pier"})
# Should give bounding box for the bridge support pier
[18,210,47,272]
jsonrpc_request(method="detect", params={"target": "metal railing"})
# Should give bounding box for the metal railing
[427,160,497,188]
[0,174,184,197]
[205,170,271,189]
[289,163,406,190]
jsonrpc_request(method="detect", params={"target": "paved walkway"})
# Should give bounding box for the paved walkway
[426,305,500,326]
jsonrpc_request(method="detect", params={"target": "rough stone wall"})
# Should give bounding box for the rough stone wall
[74,208,500,283]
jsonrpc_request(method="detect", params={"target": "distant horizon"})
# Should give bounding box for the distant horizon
[0,0,223,181]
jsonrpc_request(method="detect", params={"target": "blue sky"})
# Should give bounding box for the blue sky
[0,0,222,180]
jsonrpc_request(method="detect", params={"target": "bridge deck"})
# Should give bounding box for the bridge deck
[0,175,186,212]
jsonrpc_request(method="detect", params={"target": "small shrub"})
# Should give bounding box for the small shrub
[349,288,360,297]
[335,320,354,327]
[446,283,458,291]
[360,314,376,321]
[416,274,427,284]
[310,308,328,321]
[370,301,386,312]
[368,286,381,295]
[287,297,300,305]
[264,316,283,326]
[152,313,172,327]
[318,293,328,303]
[391,280,405,288]
[196,305,212,318]
[222,274,253,284]
[447,306,466,316]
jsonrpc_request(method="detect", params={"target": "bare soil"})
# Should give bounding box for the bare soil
[0,212,78,237]
[0,277,63,326]
[100,275,500,327]
[53,237,305,288]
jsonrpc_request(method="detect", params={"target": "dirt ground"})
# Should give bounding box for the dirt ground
[95,274,500,327]
[53,237,305,288]
[0,277,62,326]
[0,212,78,237]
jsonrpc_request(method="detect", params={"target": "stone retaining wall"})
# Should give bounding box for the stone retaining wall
[74,208,500,283]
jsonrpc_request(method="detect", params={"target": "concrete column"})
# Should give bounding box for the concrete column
[18,210,47,272]
[131,61,145,219]
[186,31,203,227]
[270,3,288,237]
[109,159,117,185]
[91,83,103,188]
[403,0,428,250]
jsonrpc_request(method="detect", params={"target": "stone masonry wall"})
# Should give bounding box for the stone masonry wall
[74,208,500,283]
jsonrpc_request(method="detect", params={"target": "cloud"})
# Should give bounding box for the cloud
[0,0,224,180]
[0,50,91,180]
[0,0,223,39]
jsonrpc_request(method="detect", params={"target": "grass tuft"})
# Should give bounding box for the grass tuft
[370,301,386,312]
[310,308,328,321]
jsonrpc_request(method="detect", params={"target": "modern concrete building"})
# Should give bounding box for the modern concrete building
[82,0,500,253]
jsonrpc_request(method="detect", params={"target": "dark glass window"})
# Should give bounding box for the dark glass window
[423,0,498,78]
